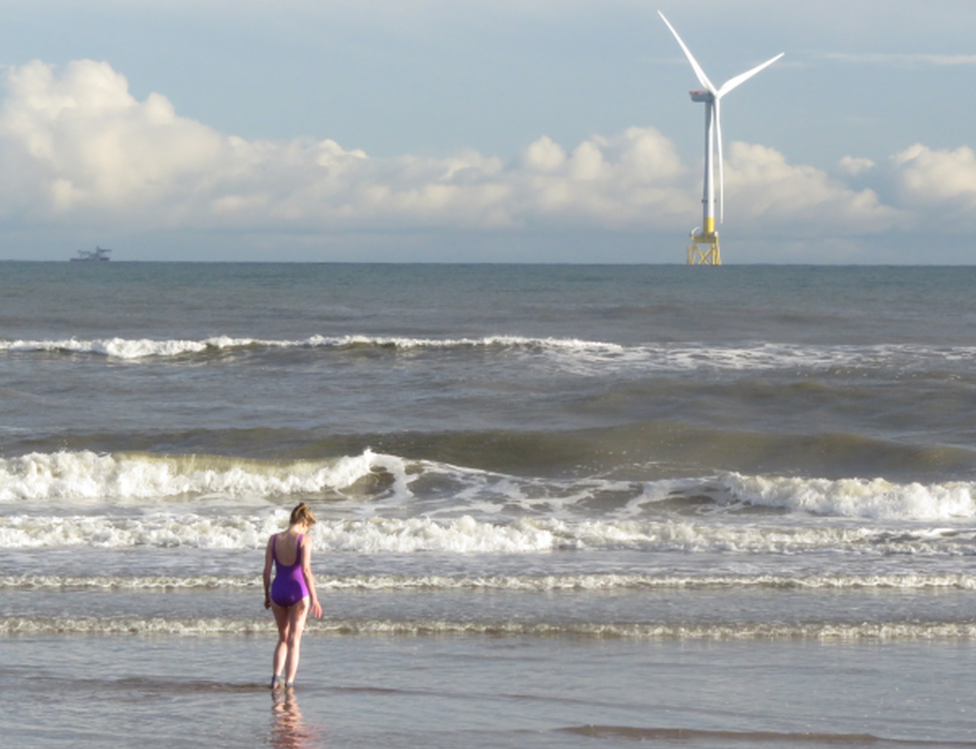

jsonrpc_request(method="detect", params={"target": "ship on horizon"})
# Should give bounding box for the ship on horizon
[71,247,112,262]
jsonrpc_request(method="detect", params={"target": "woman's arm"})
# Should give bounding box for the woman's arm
[301,539,323,618]
[263,536,274,609]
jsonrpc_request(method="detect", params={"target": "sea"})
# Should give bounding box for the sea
[3,261,976,748]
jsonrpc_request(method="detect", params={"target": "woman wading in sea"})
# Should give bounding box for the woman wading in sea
[263,503,322,689]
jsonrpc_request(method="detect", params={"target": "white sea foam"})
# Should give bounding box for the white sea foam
[0,449,380,503]
[4,615,976,641]
[0,334,624,360]
[6,572,976,592]
[4,449,976,530]
[0,513,564,551]
[0,616,277,636]
[3,335,974,374]
[308,619,976,641]
[3,510,976,555]
[725,473,976,520]
[0,574,261,590]
[2,337,211,358]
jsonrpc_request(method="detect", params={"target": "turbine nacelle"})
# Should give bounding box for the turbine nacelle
[689,91,713,103]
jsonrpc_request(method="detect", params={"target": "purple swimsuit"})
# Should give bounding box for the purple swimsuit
[270,533,310,608]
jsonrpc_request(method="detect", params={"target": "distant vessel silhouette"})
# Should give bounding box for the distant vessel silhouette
[71,247,112,262]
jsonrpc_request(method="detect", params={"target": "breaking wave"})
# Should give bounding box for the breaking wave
[5,615,976,641]
[4,510,976,555]
[2,448,976,524]
[7,572,976,591]
[0,335,624,361]
[0,449,384,503]
[2,335,975,375]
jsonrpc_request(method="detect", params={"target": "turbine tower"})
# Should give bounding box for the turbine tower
[659,11,783,265]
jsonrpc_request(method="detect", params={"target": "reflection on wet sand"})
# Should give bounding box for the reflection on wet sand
[270,688,325,748]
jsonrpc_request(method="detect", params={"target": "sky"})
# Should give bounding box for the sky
[0,0,975,263]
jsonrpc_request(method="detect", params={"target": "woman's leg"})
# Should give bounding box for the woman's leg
[271,602,292,685]
[283,598,310,685]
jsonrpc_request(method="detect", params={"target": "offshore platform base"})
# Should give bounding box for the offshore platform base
[687,230,721,265]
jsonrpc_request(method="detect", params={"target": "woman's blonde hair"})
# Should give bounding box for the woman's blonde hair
[289,502,317,527]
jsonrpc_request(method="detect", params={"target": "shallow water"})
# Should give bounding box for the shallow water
[6,635,976,748]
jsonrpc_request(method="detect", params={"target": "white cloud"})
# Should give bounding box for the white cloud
[0,60,228,220]
[522,136,566,171]
[0,62,697,233]
[891,144,976,216]
[723,142,899,235]
[0,58,969,254]
[837,156,875,176]
[826,53,976,67]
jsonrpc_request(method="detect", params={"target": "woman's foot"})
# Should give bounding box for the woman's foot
[270,675,284,690]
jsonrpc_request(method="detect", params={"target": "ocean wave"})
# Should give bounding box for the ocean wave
[2,335,974,374]
[6,572,976,591]
[0,513,571,551]
[724,473,976,520]
[0,334,624,361]
[0,449,385,503]
[4,615,976,641]
[0,616,276,636]
[4,448,976,525]
[0,574,262,590]
[4,510,976,555]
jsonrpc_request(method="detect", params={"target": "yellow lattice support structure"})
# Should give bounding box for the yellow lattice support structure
[686,221,721,266]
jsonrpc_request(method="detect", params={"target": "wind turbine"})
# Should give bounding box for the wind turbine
[658,11,783,265]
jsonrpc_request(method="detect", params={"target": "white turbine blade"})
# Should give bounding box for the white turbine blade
[658,11,716,94]
[715,99,724,223]
[717,52,784,97]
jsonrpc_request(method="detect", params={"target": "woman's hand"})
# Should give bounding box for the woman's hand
[310,600,323,618]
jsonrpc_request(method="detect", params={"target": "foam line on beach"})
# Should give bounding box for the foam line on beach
[6,615,976,641]
[559,726,904,746]
[7,572,976,591]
